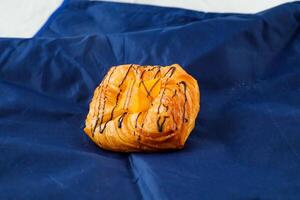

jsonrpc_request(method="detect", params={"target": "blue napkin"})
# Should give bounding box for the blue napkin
[1,1,300,199]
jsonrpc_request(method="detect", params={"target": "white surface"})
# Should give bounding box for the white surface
[0,0,295,38]
[100,0,295,13]
[0,0,63,38]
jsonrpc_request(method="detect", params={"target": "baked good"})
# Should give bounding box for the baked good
[84,64,200,152]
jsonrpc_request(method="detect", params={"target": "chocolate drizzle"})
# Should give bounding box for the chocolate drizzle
[138,68,150,100]
[98,65,133,134]
[93,65,182,136]
[147,78,160,97]
[135,112,142,128]
[133,65,139,74]
[170,89,178,130]
[92,67,117,136]
[157,91,165,114]
[123,79,136,109]
[91,86,102,120]
[148,66,157,71]
[141,112,146,129]
[118,112,127,128]
[163,66,176,78]
[157,116,169,132]
[138,70,147,87]
[155,66,177,132]
[163,104,169,112]
[153,67,161,78]
[141,81,151,96]
[179,81,188,123]
[138,66,162,97]
[139,67,159,97]
[119,65,133,87]
[157,66,177,114]
[172,89,177,98]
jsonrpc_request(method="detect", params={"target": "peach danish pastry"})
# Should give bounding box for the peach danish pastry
[84,64,200,152]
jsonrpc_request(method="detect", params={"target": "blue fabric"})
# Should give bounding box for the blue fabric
[1,1,300,199]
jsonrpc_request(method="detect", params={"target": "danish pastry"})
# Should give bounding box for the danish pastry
[84,64,200,152]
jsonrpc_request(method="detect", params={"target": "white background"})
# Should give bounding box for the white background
[0,0,295,38]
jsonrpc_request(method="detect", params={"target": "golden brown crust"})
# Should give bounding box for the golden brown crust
[84,64,200,152]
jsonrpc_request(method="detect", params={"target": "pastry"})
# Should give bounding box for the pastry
[84,64,200,152]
